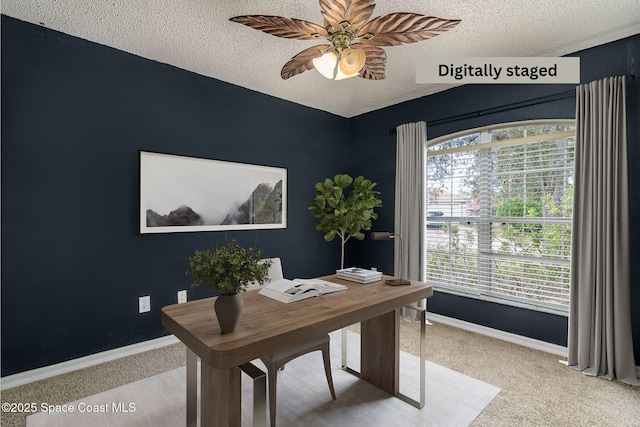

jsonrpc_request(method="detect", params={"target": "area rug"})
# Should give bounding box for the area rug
[27,330,500,427]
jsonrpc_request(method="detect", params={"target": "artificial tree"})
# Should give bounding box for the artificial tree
[309,174,382,269]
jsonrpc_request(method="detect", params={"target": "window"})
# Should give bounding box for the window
[425,120,575,314]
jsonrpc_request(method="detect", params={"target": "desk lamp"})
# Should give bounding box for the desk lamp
[371,232,411,286]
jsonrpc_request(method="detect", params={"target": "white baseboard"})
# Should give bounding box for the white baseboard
[428,313,640,380]
[426,312,569,357]
[0,335,180,391]
[427,312,640,378]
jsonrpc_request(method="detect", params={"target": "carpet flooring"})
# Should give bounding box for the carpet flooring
[26,330,500,427]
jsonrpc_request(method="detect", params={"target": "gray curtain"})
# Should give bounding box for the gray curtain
[395,122,426,320]
[568,75,638,385]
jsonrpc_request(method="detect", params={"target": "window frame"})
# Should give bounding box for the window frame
[424,119,575,316]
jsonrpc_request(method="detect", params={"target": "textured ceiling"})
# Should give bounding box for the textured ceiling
[3,1,639,117]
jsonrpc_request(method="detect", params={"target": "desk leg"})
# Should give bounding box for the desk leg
[201,362,242,427]
[239,363,267,427]
[360,309,400,395]
[186,348,198,427]
[396,304,427,409]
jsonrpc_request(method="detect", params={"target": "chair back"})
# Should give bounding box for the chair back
[247,257,283,290]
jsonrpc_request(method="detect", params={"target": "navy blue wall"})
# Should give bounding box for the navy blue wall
[2,14,639,376]
[348,35,640,364]
[1,16,349,376]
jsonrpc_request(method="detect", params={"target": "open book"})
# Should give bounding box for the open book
[259,278,347,303]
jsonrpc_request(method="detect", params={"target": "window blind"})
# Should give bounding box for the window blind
[425,123,575,313]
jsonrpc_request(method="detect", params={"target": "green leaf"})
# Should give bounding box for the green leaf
[334,174,353,189]
[324,230,337,241]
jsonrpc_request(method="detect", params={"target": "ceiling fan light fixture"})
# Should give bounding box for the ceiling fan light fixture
[312,51,339,79]
[313,48,365,80]
[334,68,358,80]
[338,48,366,77]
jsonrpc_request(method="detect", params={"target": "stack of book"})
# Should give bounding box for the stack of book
[336,267,383,284]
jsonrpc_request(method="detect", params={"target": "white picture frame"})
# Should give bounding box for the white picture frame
[139,151,287,234]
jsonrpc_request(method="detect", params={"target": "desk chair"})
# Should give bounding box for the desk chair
[251,258,337,427]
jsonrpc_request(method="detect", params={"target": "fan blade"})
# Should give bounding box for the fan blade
[353,45,386,80]
[320,0,376,30]
[230,15,328,40]
[281,45,331,79]
[358,13,460,46]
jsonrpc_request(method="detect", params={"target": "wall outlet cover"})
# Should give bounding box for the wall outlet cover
[139,296,151,313]
[177,290,187,304]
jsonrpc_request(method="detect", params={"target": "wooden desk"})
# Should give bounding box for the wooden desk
[161,275,432,426]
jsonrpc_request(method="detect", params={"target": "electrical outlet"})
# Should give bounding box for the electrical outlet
[139,296,150,313]
[177,290,187,304]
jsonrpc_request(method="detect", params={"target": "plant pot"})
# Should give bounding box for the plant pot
[214,293,244,334]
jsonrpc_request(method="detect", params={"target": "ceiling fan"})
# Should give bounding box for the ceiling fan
[230,0,461,81]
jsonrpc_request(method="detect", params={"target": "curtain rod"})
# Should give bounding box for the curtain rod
[389,74,636,134]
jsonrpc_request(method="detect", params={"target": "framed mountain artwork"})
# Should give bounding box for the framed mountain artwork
[139,151,287,234]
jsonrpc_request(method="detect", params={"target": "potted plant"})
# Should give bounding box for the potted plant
[309,174,382,269]
[186,239,272,334]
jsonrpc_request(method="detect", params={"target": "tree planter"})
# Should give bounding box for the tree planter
[214,293,244,334]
